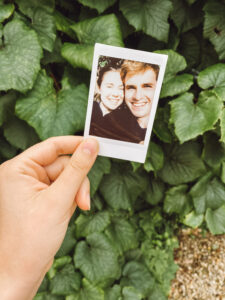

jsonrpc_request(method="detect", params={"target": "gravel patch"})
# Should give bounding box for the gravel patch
[169,228,225,300]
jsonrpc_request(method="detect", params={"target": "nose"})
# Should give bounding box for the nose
[135,87,144,100]
[112,88,120,97]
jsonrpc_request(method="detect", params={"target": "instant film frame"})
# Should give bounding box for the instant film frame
[84,43,168,163]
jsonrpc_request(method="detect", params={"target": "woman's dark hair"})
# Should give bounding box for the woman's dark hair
[97,56,124,87]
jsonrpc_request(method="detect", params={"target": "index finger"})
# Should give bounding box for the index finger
[19,136,83,166]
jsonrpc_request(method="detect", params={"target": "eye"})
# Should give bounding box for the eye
[143,84,154,88]
[106,84,113,88]
[126,85,135,90]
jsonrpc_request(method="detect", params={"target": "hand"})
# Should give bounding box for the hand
[0,136,99,300]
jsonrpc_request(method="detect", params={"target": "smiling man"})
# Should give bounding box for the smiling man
[122,61,158,130]
[104,61,159,143]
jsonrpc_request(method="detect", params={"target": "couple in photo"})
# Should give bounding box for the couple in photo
[90,56,159,144]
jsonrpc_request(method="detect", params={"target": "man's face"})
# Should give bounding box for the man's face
[124,68,157,121]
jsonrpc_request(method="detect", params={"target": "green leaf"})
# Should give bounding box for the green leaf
[182,211,204,228]
[32,8,56,51]
[202,132,225,168]
[0,3,14,23]
[119,0,172,42]
[48,256,72,279]
[155,50,187,82]
[144,142,164,172]
[104,285,121,300]
[145,176,165,206]
[4,116,39,150]
[221,162,225,184]
[122,287,142,300]
[50,264,81,296]
[105,217,138,255]
[203,0,225,60]
[16,0,54,18]
[88,157,111,197]
[54,10,77,39]
[74,233,120,284]
[158,141,206,185]
[77,0,116,14]
[164,184,191,215]
[121,261,154,297]
[178,32,200,68]
[205,205,225,234]
[0,92,17,127]
[66,278,104,300]
[197,63,225,89]
[160,74,193,98]
[148,286,167,300]
[153,107,172,143]
[170,91,223,143]
[0,19,42,93]
[0,136,17,159]
[34,294,63,300]
[170,0,203,33]
[190,172,225,214]
[62,14,123,70]
[55,225,76,258]
[100,164,147,210]
[220,108,225,143]
[16,71,88,140]
[75,211,111,238]
[61,44,94,71]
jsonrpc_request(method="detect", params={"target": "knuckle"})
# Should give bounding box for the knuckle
[70,156,90,173]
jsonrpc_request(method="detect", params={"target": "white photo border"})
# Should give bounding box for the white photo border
[84,43,168,163]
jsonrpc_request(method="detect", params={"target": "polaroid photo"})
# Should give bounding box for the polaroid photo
[84,43,168,163]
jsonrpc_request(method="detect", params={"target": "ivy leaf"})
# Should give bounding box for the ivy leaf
[119,0,172,42]
[164,184,192,215]
[170,0,203,33]
[54,10,77,40]
[48,256,72,280]
[55,225,76,258]
[0,92,17,127]
[16,71,88,140]
[32,8,56,51]
[75,211,111,238]
[62,14,123,70]
[88,156,111,197]
[74,233,120,285]
[66,278,104,300]
[202,132,225,168]
[197,63,225,89]
[221,162,225,184]
[158,141,206,185]
[203,0,225,60]
[160,74,193,98]
[122,287,142,300]
[50,264,81,296]
[148,286,167,300]
[77,0,116,14]
[144,142,164,172]
[16,0,54,17]
[121,261,154,297]
[205,205,225,234]
[105,216,138,255]
[182,211,204,228]
[34,294,63,300]
[0,137,17,159]
[170,91,223,143]
[178,32,200,68]
[145,176,165,206]
[100,164,147,210]
[104,285,121,300]
[190,172,225,214]
[153,107,172,143]
[220,107,225,143]
[0,19,42,93]
[156,50,193,97]
[0,3,14,23]
[4,116,39,150]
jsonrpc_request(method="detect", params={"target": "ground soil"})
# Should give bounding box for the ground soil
[169,228,225,300]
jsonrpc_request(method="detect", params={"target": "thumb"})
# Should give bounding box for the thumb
[47,138,99,210]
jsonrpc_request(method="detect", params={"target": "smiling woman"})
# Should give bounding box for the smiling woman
[89,56,124,138]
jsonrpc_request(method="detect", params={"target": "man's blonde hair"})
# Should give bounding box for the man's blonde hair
[121,60,159,82]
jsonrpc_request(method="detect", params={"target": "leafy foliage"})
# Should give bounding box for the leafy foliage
[1,1,225,299]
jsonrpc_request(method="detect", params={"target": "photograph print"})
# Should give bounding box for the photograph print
[84,44,168,163]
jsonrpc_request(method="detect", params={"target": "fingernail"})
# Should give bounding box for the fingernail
[86,193,91,210]
[82,138,99,156]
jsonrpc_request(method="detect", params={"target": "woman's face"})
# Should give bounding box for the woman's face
[99,70,124,111]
